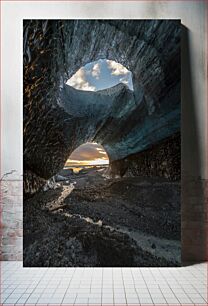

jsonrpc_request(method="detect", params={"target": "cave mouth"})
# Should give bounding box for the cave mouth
[66,59,133,91]
[64,142,109,174]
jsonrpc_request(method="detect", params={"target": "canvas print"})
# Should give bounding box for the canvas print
[23,20,181,267]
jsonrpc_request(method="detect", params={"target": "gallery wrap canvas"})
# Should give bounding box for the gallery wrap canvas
[23,19,181,267]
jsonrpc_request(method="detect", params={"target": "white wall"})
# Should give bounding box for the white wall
[1,1,207,180]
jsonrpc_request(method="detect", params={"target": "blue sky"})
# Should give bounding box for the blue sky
[66,59,133,91]
[66,59,133,166]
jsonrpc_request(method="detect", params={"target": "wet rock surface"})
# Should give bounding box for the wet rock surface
[24,169,181,267]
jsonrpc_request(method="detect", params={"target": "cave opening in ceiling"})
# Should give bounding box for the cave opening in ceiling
[64,142,109,174]
[66,59,133,91]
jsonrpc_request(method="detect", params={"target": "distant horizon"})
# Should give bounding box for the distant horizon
[64,163,109,168]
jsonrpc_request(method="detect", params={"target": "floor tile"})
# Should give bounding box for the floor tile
[0,261,207,306]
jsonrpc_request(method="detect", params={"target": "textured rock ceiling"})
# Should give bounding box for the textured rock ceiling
[23,20,181,195]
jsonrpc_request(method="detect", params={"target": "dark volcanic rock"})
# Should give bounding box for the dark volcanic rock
[110,132,181,180]
[23,175,181,267]
[24,20,181,195]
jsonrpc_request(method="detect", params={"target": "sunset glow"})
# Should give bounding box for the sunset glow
[65,143,109,167]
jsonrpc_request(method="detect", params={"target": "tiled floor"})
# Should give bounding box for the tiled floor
[0,261,207,305]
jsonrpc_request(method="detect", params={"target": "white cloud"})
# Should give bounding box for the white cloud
[67,60,132,92]
[99,151,107,155]
[91,62,101,79]
[106,60,129,76]
[119,77,129,86]
[67,68,96,91]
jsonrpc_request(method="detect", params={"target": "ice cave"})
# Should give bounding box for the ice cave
[23,20,181,197]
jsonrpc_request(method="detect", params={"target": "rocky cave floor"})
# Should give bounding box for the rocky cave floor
[23,168,181,267]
